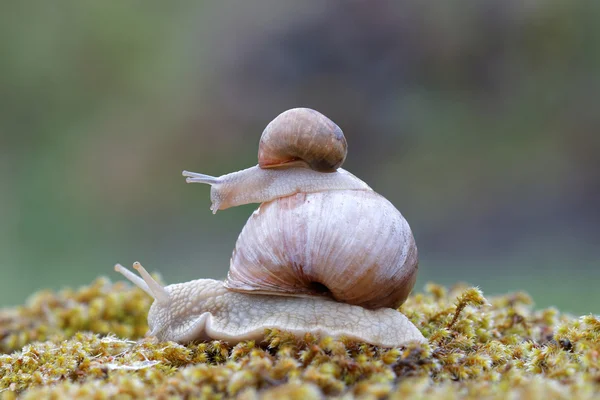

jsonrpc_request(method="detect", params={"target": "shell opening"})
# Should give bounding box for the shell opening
[307,281,331,295]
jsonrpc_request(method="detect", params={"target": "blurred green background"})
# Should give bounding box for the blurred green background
[1,1,598,313]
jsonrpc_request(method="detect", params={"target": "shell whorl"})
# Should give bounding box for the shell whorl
[225,190,419,309]
[258,108,347,172]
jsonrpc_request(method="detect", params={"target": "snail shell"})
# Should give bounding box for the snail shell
[226,190,418,309]
[258,108,347,172]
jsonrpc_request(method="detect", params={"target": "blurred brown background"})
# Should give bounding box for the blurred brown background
[1,1,598,312]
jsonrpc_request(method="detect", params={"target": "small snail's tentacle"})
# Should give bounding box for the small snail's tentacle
[182,171,220,185]
[183,165,371,213]
[116,262,170,305]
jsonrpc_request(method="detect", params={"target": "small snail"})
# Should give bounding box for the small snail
[115,108,424,347]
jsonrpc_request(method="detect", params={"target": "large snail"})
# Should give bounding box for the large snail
[115,108,424,347]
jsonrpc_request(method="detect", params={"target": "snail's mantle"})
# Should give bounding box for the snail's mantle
[0,278,599,399]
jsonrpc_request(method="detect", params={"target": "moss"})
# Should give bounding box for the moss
[0,279,599,399]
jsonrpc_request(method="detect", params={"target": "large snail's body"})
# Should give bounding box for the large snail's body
[115,108,424,347]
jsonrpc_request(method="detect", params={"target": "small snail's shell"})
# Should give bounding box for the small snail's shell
[258,108,347,172]
[225,190,418,309]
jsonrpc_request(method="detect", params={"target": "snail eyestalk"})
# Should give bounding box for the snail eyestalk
[182,170,219,185]
[115,262,170,304]
[182,170,224,214]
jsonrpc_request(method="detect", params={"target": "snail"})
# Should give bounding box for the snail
[115,108,424,347]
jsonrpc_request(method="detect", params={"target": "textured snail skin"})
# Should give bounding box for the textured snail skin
[182,166,370,213]
[115,264,425,347]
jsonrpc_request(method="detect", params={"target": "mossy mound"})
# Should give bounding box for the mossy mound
[1,278,599,399]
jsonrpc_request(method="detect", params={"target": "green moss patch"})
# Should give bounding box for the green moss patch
[1,279,599,399]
